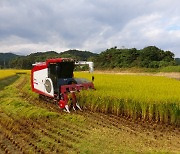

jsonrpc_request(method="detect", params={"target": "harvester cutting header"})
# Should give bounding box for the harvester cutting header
[31,58,94,112]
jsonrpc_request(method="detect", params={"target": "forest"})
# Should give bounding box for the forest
[94,46,176,68]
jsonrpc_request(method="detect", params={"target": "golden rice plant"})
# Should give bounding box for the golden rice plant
[0,70,30,80]
[75,72,180,126]
[0,70,16,80]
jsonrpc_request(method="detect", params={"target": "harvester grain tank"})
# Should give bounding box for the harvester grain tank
[31,58,94,112]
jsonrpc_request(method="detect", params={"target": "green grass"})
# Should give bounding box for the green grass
[0,75,19,90]
[21,76,40,99]
[96,65,180,73]
[160,66,180,72]
[75,72,180,125]
[0,75,58,119]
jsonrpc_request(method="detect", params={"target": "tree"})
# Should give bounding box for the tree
[94,46,176,69]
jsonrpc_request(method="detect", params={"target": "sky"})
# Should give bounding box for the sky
[0,0,180,57]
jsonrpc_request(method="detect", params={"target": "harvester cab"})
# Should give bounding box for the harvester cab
[31,58,94,112]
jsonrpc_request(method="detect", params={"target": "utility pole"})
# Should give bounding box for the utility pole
[4,58,5,68]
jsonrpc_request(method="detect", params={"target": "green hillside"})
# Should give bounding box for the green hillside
[8,50,97,69]
[60,49,98,60]
[0,53,19,68]
[94,46,176,69]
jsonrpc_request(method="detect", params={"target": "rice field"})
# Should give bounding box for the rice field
[0,69,30,80]
[0,70,179,126]
[75,72,180,126]
[0,71,179,153]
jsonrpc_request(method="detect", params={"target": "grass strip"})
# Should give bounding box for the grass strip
[0,75,58,119]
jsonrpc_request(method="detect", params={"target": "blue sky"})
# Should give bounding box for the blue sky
[0,0,180,57]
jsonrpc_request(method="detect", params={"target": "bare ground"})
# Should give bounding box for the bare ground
[95,71,180,80]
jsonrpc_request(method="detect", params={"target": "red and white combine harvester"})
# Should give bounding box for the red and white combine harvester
[31,58,94,112]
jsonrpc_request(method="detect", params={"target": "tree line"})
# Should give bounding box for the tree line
[0,46,178,69]
[7,50,97,69]
[93,46,176,69]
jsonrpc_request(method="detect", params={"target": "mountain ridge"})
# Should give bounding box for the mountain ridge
[0,50,98,69]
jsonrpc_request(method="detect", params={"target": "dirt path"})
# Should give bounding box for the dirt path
[0,75,179,153]
[95,71,180,80]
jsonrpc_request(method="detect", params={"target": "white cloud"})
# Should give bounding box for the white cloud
[0,0,180,57]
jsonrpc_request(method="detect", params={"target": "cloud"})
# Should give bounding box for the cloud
[0,0,180,57]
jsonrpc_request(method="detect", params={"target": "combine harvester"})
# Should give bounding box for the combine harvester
[31,58,94,112]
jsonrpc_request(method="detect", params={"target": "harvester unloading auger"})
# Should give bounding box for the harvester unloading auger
[31,58,95,113]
